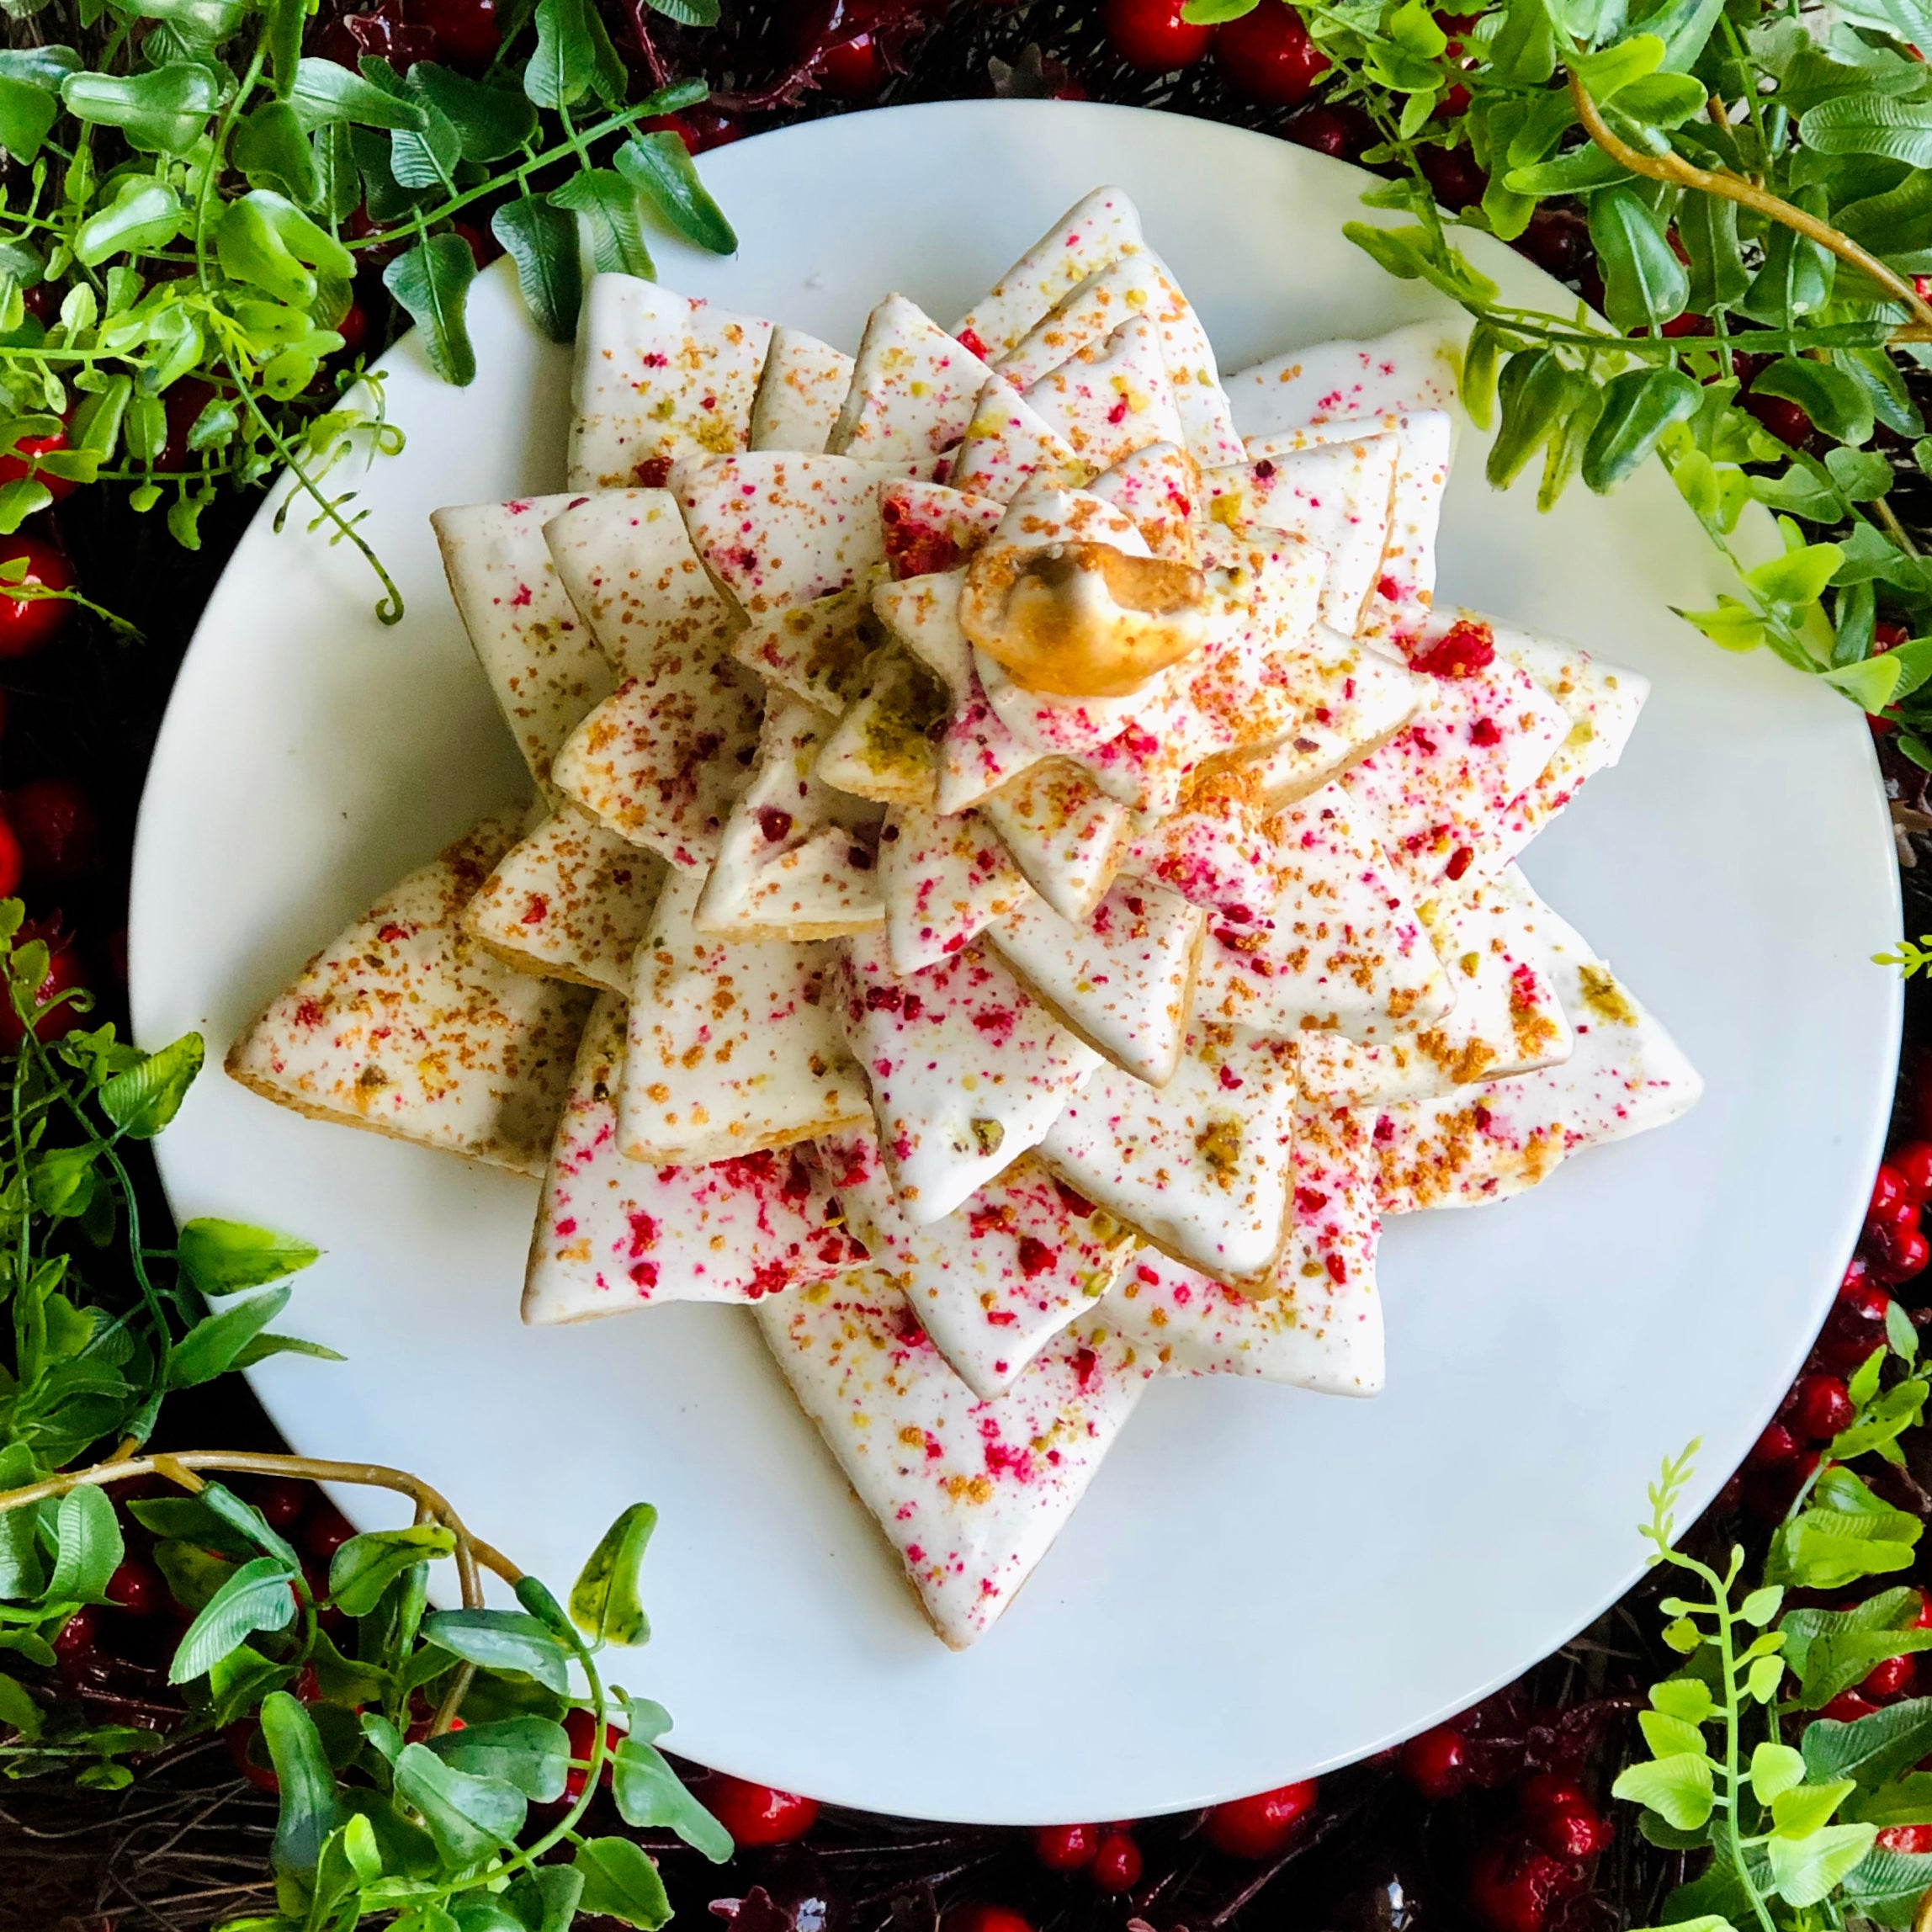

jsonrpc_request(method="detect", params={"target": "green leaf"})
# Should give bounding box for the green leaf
[167,1554,298,1682]
[1753,358,1875,447]
[1641,1709,1710,1757]
[1505,144,1630,197]
[0,76,58,162]
[1747,539,1849,609]
[1680,190,1748,313]
[1771,1775,1858,1834]
[1751,1741,1808,1802]
[1590,186,1690,331]
[411,63,535,162]
[233,100,318,206]
[329,1525,455,1617]
[1652,1676,1717,1722]
[1826,655,1903,710]
[0,1670,43,1739]
[524,0,621,109]
[1828,446,1894,502]
[1741,185,1836,323]
[1490,0,1555,81]
[420,1608,570,1691]
[573,1836,672,1929]
[1182,0,1261,18]
[393,1740,528,1866]
[1800,95,1932,167]
[62,63,221,157]
[1583,366,1701,491]
[1742,1584,1786,1627]
[1766,1821,1878,1907]
[1459,320,1504,431]
[289,57,429,132]
[1803,1696,1932,1787]
[571,1502,656,1648]
[491,194,581,345]
[1840,1843,1932,1928]
[610,1696,732,1860]
[1487,348,1572,487]
[550,168,654,279]
[384,234,476,386]
[428,1714,569,1801]
[153,1537,239,1611]
[1613,1751,1717,1828]
[615,133,735,254]
[45,1483,123,1604]
[505,1867,587,1932]
[98,1031,203,1136]
[208,1642,293,1726]
[177,1218,321,1295]
[168,1284,293,1388]
[1574,32,1663,98]
[1637,0,1727,68]
[645,0,721,20]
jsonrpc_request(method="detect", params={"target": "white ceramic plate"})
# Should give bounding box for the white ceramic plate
[130,100,1901,1824]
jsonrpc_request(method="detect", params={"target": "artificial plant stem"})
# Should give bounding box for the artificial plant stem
[1568,73,1932,337]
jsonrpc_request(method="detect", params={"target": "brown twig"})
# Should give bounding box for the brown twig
[1568,72,1932,337]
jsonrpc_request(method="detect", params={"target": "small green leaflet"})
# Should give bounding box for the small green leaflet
[491,194,581,345]
[394,1740,528,1866]
[384,234,477,386]
[261,1690,344,1878]
[1612,1750,1716,1828]
[168,1552,300,1683]
[176,1217,321,1294]
[574,1835,673,1929]
[615,133,736,255]
[329,1524,455,1616]
[609,1693,733,1860]
[570,1501,656,1647]
[421,1607,571,1692]
[98,1031,203,1137]
[45,1483,124,1605]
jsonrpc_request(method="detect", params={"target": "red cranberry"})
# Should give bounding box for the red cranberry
[450,220,498,272]
[416,0,500,66]
[815,30,891,97]
[1089,1830,1142,1892]
[0,427,75,502]
[7,778,98,884]
[1104,0,1212,68]
[335,302,369,358]
[1517,208,1590,284]
[1747,1421,1801,1470]
[562,1705,618,1798]
[226,1718,280,1791]
[1745,392,1810,448]
[1467,1842,1580,1932]
[1399,1724,1469,1799]
[677,106,746,152]
[251,1478,310,1531]
[945,1908,1033,1932]
[703,1773,820,1846]
[1819,1689,1881,1722]
[1871,1163,1915,1228]
[0,538,73,660]
[1216,0,1329,104]
[1419,144,1486,211]
[303,1503,356,1566]
[1032,1823,1099,1870]
[1910,1586,1932,1629]
[1286,104,1373,159]
[159,377,218,471]
[1896,1142,1932,1202]
[53,1605,99,1682]
[1204,1781,1319,1858]
[1864,1652,1918,1700]
[1787,1373,1854,1443]
[0,918,88,1048]
[105,1558,162,1618]
[1867,1223,1930,1286]
[0,810,23,900]
[1518,1775,1611,1860]
[1879,1823,1932,1851]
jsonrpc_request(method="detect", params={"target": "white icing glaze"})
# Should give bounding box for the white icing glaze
[979,760,1134,923]
[1083,439,1199,561]
[1023,315,1186,471]
[947,380,1091,502]
[751,326,855,454]
[837,930,1101,1223]
[953,185,1146,362]
[730,586,879,716]
[1223,320,1465,441]
[814,646,947,808]
[226,814,591,1176]
[524,994,868,1324]
[619,867,869,1162]
[569,276,772,491]
[986,878,1203,1086]
[877,803,1034,974]
[1236,623,1420,809]
[830,295,995,464]
[755,1272,1150,1648]
[1119,770,1282,922]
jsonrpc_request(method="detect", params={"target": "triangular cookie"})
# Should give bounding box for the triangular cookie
[1023,316,1186,471]
[569,276,773,491]
[1223,320,1464,441]
[881,478,1007,578]
[1085,440,1199,561]
[829,295,995,465]
[696,693,886,938]
[1120,766,1282,923]
[730,586,880,717]
[953,185,1146,363]
[618,866,870,1163]
[817,1131,1136,1399]
[463,804,663,993]
[1236,624,1420,809]
[756,1274,1150,1648]
[878,802,1034,974]
[837,931,1101,1223]
[986,879,1203,1087]
[226,814,592,1176]
[431,495,614,804]
[979,760,1134,923]
[947,379,1092,502]
[751,326,855,454]
[813,646,947,808]
[523,994,868,1324]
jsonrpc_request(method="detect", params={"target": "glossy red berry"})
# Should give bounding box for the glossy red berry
[703,1773,820,1846]
[1089,1830,1142,1893]
[1032,1823,1099,1870]
[1104,0,1212,68]
[1748,1421,1801,1470]
[1819,1689,1881,1723]
[1871,1164,1916,1229]
[0,426,75,502]
[0,811,23,901]
[1787,1373,1854,1444]
[8,778,98,884]
[1518,207,1589,283]
[1518,1775,1611,1860]
[1216,0,1329,104]
[816,31,891,97]
[562,1705,618,1798]
[226,1718,280,1791]
[1879,1823,1932,1851]
[335,302,369,358]
[0,920,88,1048]
[1868,1223,1931,1286]
[1911,1586,1932,1629]
[1864,1652,1919,1700]
[53,1604,98,1681]
[945,1908,1033,1932]
[251,1477,310,1531]
[303,1503,356,1566]
[1745,392,1810,448]
[450,220,498,271]
[1896,1142,1932,1202]
[1399,1724,1469,1799]
[1285,103,1374,159]
[0,538,73,660]
[1419,143,1487,211]
[105,1557,162,1618]
[1204,1781,1319,1858]
[1467,1842,1580,1932]
[416,0,500,66]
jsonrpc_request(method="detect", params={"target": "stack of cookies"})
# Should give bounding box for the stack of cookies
[227,189,1701,1648]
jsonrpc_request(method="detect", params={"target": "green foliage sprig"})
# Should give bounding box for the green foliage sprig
[1192,0,1932,746]
[0,0,735,617]
[1611,1305,1932,1925]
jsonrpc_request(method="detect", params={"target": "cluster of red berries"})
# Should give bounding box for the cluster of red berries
[1102,0,1330,108]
